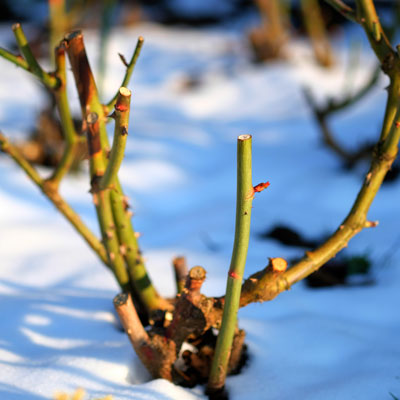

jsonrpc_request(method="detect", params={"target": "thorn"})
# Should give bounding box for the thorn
[118,52,129,67]
[109,223,115,230]
[253,181,270,194]
[134,232,141,238]
[339,225,345,230]
[115,102,129,112]
[365,220,379,228]
[121,126,128,136]
[106,230,113,239]
[229,271,241,280]
[109,252,115,261]
[126,210,133,218]
[107,111,116,119]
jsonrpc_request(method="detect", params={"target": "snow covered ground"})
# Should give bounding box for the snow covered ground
[0,20,399,400]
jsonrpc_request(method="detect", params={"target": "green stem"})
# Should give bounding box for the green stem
[0,47,29,70]
[48,45,79,187]
[0,132,109,267]
[355,0,394,64]
[85,113,131,292]
[100,87,131,190]
[105,36,144,112]
[12,23,59,89]
[208,134,253,392]
[49,0,68,65]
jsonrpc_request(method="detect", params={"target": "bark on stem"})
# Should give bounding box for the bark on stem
[114,293,176,380]
[208,134,253,392]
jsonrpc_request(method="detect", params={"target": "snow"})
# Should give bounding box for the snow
[0,21,399,400]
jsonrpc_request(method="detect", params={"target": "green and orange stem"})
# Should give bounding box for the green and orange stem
[208,134,254,392]
[64,30,165,311]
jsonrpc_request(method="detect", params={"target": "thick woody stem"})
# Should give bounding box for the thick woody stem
[12,23,59,89]
[100,87,131,190]
[113,294,155,368]
[105,36,144,112]
[208,134,253,392]
[114,293,176,380]
[166,266,209,350]
[0,132,109,266]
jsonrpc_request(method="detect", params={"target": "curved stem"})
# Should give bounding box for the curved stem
[208,134,253,392]
[236,70,400,305]
[0,132,109,267]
